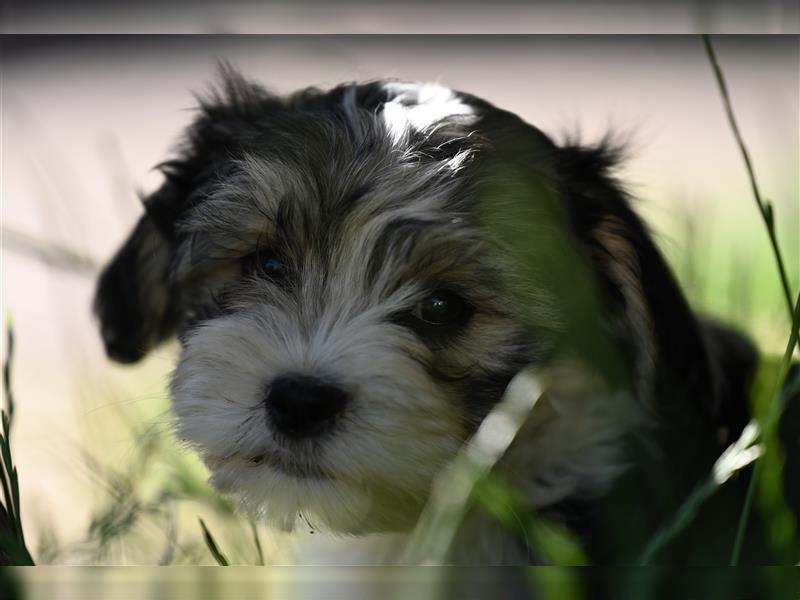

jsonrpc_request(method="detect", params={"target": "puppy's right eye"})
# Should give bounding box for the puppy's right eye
[259,256,285,277]
[243,251,286,281]
[412,290,473,327]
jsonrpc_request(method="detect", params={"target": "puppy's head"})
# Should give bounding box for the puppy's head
[94,69,719,534]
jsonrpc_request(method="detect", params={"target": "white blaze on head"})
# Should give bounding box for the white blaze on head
[381,82,475,145]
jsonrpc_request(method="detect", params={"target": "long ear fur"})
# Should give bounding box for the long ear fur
[94,65,274,363]
[94,210,179,363]
[542,139,763,563]
[555,141,719,412]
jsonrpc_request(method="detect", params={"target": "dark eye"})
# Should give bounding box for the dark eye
[412,290,472,327]
[243,251,286,280]
[259,256,284,276]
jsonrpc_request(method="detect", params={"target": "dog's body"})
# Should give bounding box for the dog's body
[94,70,791,564]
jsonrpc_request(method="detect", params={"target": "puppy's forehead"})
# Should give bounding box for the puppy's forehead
[178,82,484,265]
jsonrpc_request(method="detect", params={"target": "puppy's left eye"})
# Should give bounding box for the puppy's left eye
[412,290,473,327]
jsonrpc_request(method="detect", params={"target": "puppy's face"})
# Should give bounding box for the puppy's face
[168,126,534,534]
[97,78,551,533]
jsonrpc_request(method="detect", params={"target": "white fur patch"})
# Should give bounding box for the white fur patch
[381,82,476,146]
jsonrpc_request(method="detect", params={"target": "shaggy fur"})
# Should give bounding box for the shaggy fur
[95,67,782,564]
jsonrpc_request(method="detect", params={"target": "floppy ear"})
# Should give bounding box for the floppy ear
[554,140,758,432]
[94,206,180,363]
[94,66,274,363]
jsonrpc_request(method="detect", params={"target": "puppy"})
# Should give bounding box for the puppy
[94,67,773,564]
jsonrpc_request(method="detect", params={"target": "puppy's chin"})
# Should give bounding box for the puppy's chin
[207,456,425,535]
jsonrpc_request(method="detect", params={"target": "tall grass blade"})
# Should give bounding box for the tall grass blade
[731,293,800,565]
[702,33,800,567]
[400,369,545,563]
[636,35,800,567]
[638,422,763,565]
[250,520,265,566]
[198,518,229,566]
[0,322,35,565]
[702,34,795,323]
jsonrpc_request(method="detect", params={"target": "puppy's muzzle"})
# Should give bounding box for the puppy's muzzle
[265,375,349,438]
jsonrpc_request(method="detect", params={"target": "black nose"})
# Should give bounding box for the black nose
[265,375,349,438]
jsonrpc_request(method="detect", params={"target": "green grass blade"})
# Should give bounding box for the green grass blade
[730,293,800,565]
[250,520,265,566]
[0,323,34,565]
[0,433,15,527]
[701,34,795,322]
[638,479,718,565]
[198,518,229,566]
[3,322,15,421]
[702,32,800,567]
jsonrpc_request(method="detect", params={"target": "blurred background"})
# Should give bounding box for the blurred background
[1,33,798,564]
[1,0,798,33]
